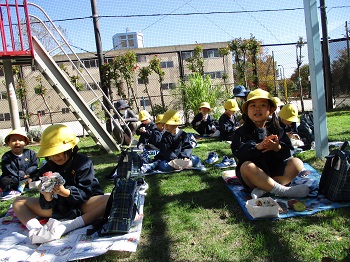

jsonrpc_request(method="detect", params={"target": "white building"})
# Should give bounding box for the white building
[112,30,144,50]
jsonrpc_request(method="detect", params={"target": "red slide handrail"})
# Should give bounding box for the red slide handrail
[0,0,33,62]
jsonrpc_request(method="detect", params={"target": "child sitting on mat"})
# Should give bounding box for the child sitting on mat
[154,109,203,172]
[13,124,109,244]
[135,110,157,150]
[191,102,218,137]
[218,98,240,141]
[0,129,38,200]
[231,89,310,199]
[148,114,165,151]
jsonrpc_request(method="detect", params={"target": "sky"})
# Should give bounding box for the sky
[26,0,350,77]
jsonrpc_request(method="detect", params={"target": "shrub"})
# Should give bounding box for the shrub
[28,127,43,142]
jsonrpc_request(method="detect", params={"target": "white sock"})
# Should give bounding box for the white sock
[61,216,85,235]
[251,188,267,199]
[26,218,42,231]
[270,182,310,198]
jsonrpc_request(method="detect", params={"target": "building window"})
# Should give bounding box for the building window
[140,99,151,106]
[86,82,99,90]
[161,83,175,90]
[72,61,80,70]
[181,51,193,60]
[120,36,127,48]
[203,49,219,58]
[62,108,70,114]
[205,71,224,79]
[104,57,114,64]
[0,91,8,100]
[138,78,146,85]
[4,113,10,121]
[83,59,98,68]
[37,110,45,116]
[137,55,147,63]
[160,61,174,68]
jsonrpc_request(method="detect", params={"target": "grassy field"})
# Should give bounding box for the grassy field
[1,109,350,261]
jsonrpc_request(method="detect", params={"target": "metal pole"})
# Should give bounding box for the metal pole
[303,0,329,158]
[90,0,112,132]
[320,0,333,110]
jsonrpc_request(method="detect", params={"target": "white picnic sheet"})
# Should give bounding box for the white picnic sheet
[0,195,145,262]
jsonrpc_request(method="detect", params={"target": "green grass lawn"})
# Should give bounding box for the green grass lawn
[1,109,350,261]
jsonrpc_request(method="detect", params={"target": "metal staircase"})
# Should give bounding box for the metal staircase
[32,36,119,153]
[0,1,130,153]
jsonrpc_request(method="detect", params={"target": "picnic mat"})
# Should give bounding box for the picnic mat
[223,163,350,220]
[0,195,145,261]
[140,165,206,176]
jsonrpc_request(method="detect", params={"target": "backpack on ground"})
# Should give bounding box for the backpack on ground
[88,149,143,236]
[105,148,143,180]
[319,141,350,201]
[297,111,314,147]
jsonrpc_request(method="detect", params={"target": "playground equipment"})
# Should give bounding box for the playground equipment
[0,0,130,153]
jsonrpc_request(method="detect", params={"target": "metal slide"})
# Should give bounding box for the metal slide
[32,37,119,153]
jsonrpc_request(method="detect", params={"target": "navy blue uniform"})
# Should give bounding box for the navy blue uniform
[148,129,165,150]
[39,153,103,219]
[136,121,157,148]
[231,124,294,189]
[191,113,216,136]
[218,113,239,141]
[0,149,38,191]
[155,129,195,161]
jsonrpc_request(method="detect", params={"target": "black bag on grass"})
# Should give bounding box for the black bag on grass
[319,141,350,201]
[87,175,142,236]
[297,112,314,147]
[105,149,143,180]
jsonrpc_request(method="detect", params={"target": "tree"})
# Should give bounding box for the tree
[290,64,310,98]
[149,55,166,109]
[34,75,53,125]
[228,35,261,89]
[186,44,204,76]
[174,73,229,123]
[13,66,30,132]
[296,36,306,111]
[138,65,154,114]
[218,47,230,92]
[28,17,70,54]
[331,48,350,97]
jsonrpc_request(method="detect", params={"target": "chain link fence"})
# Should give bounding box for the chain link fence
[0,36,349,139]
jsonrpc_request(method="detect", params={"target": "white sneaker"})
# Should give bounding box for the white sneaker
[29,218,65,244]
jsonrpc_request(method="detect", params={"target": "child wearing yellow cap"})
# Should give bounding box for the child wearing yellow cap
[191,102,218,137]
[148,114,165,151]
[13,124,109,244]
[218,99,240,141]
[0,129,38,200]
[231,89,310,199]
[278,104,305,149]
[154,109,203,172]
[135,110,157,150]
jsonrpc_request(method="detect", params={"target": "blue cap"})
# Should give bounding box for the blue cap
[233,85,250,97]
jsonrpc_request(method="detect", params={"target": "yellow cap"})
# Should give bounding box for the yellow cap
[224,99,239,111]
[199,102,211,110]
[37,124,79,157]
[138,110,151,121]
[5,129,29,145]
[279,104,299,122]
[272,97,284,107]
[161,109,183,125]
[242,89,276,114]
[155,114,164,124]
